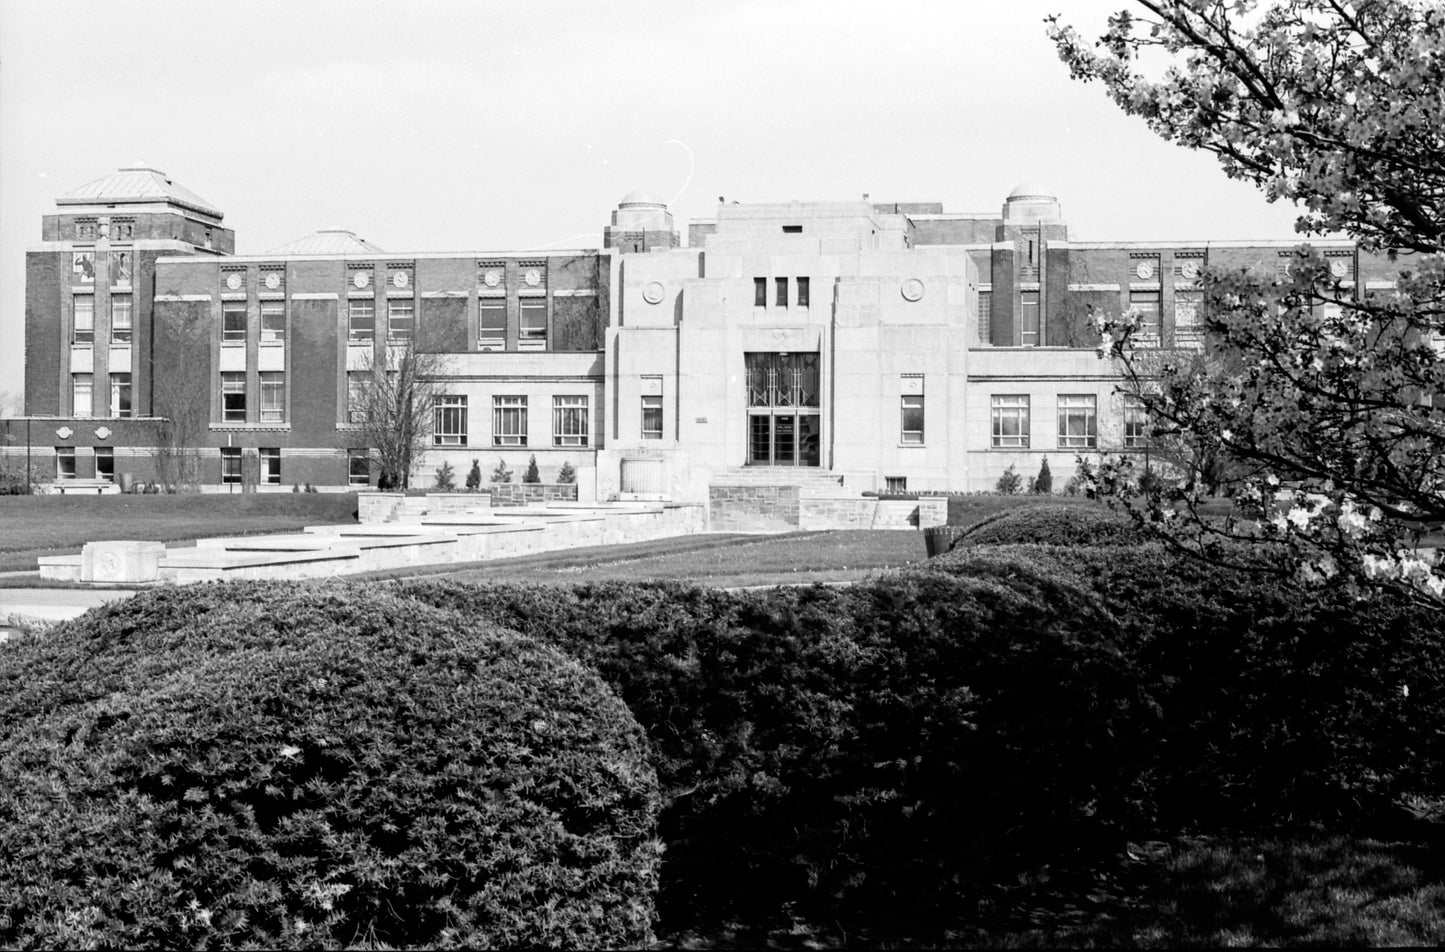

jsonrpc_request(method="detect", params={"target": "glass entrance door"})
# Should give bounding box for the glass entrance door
[745,352,822,467]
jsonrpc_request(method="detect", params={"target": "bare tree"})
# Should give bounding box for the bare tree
[352,333,445,490]
[149,302,210,492]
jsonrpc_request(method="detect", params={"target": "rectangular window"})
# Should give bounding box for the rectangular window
[641,395,664,440]
[73,297,94,343]
[348,448,371,486]
[434,395,468,446]
[56,447,76,480]
[885,476,907,494]
[387,299,414,341]
[349,299,375,342]
[111,296,133,343]
[1058,394,1098,449]
[1174,289,1202,342]
[553,395,589,447]
[259,372,285,423]
[1123,394,1149,449]
[221,371,246,423]
[260,302,286,343]
[222,302,247,343]
[900,394,925,445]
[94,447,114,482]
[492,396,527,446]
[1130,290,1162,339]
[797,276,810,308]
[977,290,992,344]
[519,299,547,350]
[479,299,506,349]
[347,371,368,424]
[260,447,281,485]
[776,277,789,308]
[782,224,803,234]
[1020,291,1041,347]
[991,394,1030,448]
[72,373,93,418]
[220,447,242,485]
[109,373,131,418]
[753,277,767,307]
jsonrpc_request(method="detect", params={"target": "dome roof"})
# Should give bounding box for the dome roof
[1006,182,1057,202]
[58,164,223,219]
[262,227,387,256]
[619,188,665,208]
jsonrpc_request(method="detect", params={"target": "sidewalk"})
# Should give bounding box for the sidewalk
[0,586,137,628]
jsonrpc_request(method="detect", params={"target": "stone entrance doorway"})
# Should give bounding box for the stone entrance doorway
[745,351,820,467]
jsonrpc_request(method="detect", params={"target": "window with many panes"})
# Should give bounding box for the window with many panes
[348,448,371,486]
[1020,291,1041,346]
[1057,394,1098,449]
[1174,289,1203,342]
[885,476,907,493]
[347,372,369,424]
[259,373,285,423]
[977,290,992,344]
[221,372,246,423]
[56,447,76,479]
[991,395,1029,448]
[111,295,133,343]
[519,299,546,350]
[221,447,242,484]
[110,373,131,418]
[1130,290,1161,339]
[260,302,285,343]
[1123,394,1149,449]
[553,395,588,447]
[387,299,414,341]
[260,447,281,485]
[433,395,468,446]
[349,300,375,341]
[73,297,94,343]
[479,299,506,349]
[775,277,788,308]
[492,396,527,446]
[797,277,810,308]
[72,374,93,418]
[900,394,925,444]
[222,302,247,343]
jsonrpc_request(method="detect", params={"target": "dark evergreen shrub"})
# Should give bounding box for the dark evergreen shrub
[931,544,1445,832]
[0,583,660,950]
[943,492,1100,527]
[523,454,541,484]
[954,502,1151,547]
[395,576,1154,938]
[465,457,482,490]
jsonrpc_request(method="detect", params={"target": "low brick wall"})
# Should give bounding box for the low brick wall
[357,492,403,524]
[426,492,490,513]
[798,496,877,530]
[709,485,801,531]
[490,483,580,507]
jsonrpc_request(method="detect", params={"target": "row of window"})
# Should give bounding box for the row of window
[424,394,665,447]
[72,295,132,344]
[71,373,131,418]
[989,394,1148,449]
[223,301,291,344]
[221,372,286,423]
[976,289,1204,345]
[752,276,811,309]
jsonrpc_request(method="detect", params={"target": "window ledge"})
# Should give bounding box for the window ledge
[210,424,292,432]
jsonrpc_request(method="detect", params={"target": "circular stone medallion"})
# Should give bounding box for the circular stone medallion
[642,281,665,304]
[264,273,281,290]
[353,271,370,289]
[901,278,925,302]
[1331,260,1349,278]
[484,270,501,288]
[226,273,242,290]
[1135,261,1155,280]
[1180,262,1200,281]
[524,268,542,287]
[393,271,410,288]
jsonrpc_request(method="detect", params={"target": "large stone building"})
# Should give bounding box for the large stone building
[11,165,1399,514]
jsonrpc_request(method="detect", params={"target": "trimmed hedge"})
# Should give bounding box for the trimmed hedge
[0,583,660,950]
[944,492,1102,528]
[932,543,1445,831]
[395,576,1156,938]
[953,502,1152,548]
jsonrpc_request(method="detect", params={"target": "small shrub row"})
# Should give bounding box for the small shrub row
[0,584,660,949]
[945,492,1104,528]
[953,502,1153,548]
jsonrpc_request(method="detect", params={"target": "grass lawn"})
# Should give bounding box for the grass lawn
[0,493,359,573]
[355,529,930,588]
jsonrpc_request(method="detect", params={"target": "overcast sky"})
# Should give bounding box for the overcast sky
[0,0,1309,401]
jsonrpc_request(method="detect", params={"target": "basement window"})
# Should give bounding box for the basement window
[782,225,802,234]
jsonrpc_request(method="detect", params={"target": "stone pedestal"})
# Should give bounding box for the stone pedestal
[81,541,166,583]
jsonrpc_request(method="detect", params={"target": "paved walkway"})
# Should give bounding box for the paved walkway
[0,586,137,626]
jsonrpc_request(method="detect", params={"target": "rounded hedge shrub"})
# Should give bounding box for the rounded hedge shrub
[0,583,660,949]
[395,576,1156,940]
[953,502,1151,548]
